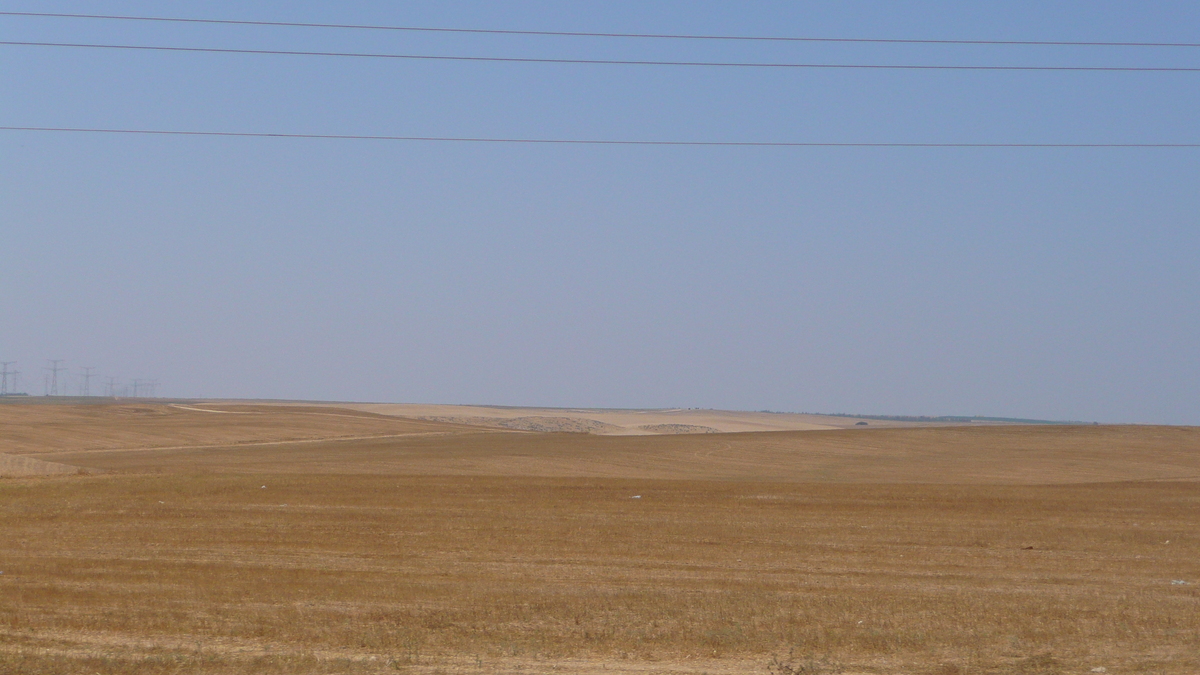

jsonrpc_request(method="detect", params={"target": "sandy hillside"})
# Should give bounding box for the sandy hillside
[8,402,1193,485]
[291,402,965,434]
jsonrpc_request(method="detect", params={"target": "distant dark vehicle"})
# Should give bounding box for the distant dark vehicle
[856,421,868,426]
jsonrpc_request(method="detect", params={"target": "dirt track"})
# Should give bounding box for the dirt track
[0,403,478,458]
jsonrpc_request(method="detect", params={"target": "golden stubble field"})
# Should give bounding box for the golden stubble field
[1,403,1198,675]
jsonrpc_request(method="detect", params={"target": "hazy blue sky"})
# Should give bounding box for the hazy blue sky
[2,1,1197,423]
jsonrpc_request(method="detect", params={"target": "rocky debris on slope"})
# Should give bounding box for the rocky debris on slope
[417,415,625,434]
[495,416,625,434]
[638,424,721,435]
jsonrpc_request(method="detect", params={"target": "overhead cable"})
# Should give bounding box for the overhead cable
[3,127,1197,148]
[2,11,1199,49]
[2,41,1199,71]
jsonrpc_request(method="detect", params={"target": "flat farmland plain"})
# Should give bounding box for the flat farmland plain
[1,404,1198,674]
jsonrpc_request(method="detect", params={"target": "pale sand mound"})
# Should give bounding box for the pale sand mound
[638,424,720,434]
[0,453,81,477]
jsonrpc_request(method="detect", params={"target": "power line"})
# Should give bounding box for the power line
[3,41,1199,71]
[45,359,65,396]
[129,378,161,398]
[0,362,16,396]
[3,11,1199,49]
[80,366,96,396]
[2,126,1197,148]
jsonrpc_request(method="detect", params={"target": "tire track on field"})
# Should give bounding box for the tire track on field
[33,430,487,459]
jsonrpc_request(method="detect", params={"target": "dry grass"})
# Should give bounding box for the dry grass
[1,403,1198,674]
[2,475,1197,674]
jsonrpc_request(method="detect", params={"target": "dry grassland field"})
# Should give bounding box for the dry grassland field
[1,402,1198,675]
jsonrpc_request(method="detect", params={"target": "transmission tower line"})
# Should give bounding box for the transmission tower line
[80,367,96,396]
[0,362,15,395]
[45,359,65,396]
